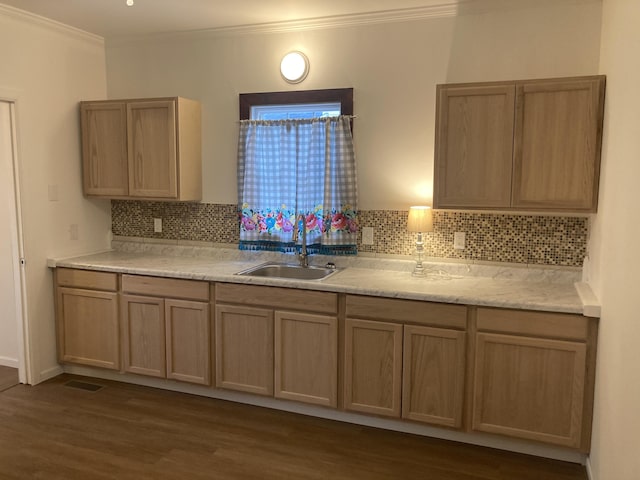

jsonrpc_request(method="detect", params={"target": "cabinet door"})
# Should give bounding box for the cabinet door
[473,332,586,448]
[166,299,210,386]
[127,100,177,198]
[121,294,166,378]
[434,84,515,209]
[513,77,605,211]
[274,311,338,407]
[215,305,274,396]
[344,318,402,417]
[56,287,119,370]
[402,325,466,428]
[80,102,128,196]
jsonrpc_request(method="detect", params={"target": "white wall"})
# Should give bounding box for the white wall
[105,1,602,210]
[587,1,640,478]
[0,6,111,383]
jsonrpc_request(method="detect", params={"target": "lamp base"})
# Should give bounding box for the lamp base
[412,264,426,277]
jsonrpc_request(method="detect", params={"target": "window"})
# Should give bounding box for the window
[239,88,353,120]
[250,102,341,120]
[237,88,358,256]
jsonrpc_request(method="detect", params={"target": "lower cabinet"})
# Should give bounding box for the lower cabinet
[344,295,468,428]
[472,307,596,450]
[214,283,338,407]
[55,269,120,370]
[402,325,466,428]
[120,275,210,386]
[344,318,403,416]
[55,270,598,451]
[275,311,338,407]
[214,304,274,395]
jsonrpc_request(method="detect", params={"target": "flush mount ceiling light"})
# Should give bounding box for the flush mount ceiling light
[280,51,309,84]
[126,0,134,6]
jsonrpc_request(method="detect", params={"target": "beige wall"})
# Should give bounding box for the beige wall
[588,0,640,478]
[0,6,111,383]
[105,1,602,210]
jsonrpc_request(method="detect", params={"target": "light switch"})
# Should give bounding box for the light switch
[69,224,79,241]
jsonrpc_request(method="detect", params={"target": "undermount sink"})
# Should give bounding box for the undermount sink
[235,262,340,281]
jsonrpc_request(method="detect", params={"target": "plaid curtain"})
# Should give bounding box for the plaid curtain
[237,116,358,255]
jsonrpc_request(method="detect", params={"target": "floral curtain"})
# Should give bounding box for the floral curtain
[237,115,358,255]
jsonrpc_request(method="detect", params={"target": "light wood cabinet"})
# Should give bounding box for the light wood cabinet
[275,311,338,407]
[80,97,201,201]
[121,275,210,386]
[214,304,274,396]
[121,294,166,378]
[472,307,597,450]
[344,318,402,417]
[165,299,210,385]
[402,325,466,428]
[215,283,338,406]
[434,75,605,212]
[55,269,120,370]
[344,295,467,425]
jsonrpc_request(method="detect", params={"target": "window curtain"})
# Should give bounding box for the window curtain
[237,115,358,255]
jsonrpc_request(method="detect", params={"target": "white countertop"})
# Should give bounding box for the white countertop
[48,240,600,317]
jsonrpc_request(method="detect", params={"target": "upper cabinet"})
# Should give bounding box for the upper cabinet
[80,97,202,201]
[434,76,605,212]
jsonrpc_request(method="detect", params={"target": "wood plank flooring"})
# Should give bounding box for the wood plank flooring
[0,366,18,392]
[0,374,588,480]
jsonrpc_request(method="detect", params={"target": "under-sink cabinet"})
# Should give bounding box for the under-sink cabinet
[55,268,120,370]
[345,295,467,428]
[80,97,202,201]
[121,275,210,385]
[214,283,339,407]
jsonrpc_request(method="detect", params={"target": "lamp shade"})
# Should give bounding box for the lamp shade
[407,206,434,233]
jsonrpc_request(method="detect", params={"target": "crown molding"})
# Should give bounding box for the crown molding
[0,4,104,46]
[107,3,461,46]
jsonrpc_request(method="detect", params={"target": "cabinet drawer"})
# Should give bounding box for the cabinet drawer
[477,307,588,341]
[346,295,467,329]
[57,268,118,291]
[215,283,337,315]
[122,274,209,301]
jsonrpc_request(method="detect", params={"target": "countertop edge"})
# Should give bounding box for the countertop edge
[574,282,602,318]
[48,254,589,316]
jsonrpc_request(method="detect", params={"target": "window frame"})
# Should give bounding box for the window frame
[239,88,353,120]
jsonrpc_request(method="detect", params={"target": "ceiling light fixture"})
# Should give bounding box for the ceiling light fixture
[280,51,309,84]
[126,0,134,6]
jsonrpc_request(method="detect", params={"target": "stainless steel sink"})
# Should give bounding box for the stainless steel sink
[235,262,340,281]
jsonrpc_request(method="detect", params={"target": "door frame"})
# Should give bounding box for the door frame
[0,93,32,385]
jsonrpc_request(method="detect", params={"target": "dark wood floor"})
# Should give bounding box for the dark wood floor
[0,366,19,392]
[0,374,587,480]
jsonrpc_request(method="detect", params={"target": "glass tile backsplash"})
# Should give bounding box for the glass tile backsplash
[112,201,588,267]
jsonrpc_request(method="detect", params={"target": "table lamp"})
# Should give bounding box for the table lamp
[407,206,434,277]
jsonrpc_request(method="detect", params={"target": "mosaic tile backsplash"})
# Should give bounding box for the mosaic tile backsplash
[112,201,588,267]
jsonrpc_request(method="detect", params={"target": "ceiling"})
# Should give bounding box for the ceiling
[0,0,468,39]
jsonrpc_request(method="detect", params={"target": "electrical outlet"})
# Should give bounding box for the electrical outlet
[153,218,162,233]
[454,231,466,250]
[362,226,374,245]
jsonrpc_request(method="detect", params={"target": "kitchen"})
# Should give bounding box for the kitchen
[0,1,637,479]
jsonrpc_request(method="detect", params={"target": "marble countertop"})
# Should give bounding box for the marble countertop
[48,240,600,317]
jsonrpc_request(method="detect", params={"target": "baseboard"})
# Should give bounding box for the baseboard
[586,456,594,480]
[36,365,64,384]
[62,364,587,465]
[0,356,19,368]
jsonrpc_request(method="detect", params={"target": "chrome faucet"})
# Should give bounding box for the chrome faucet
[294,213,309,268]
